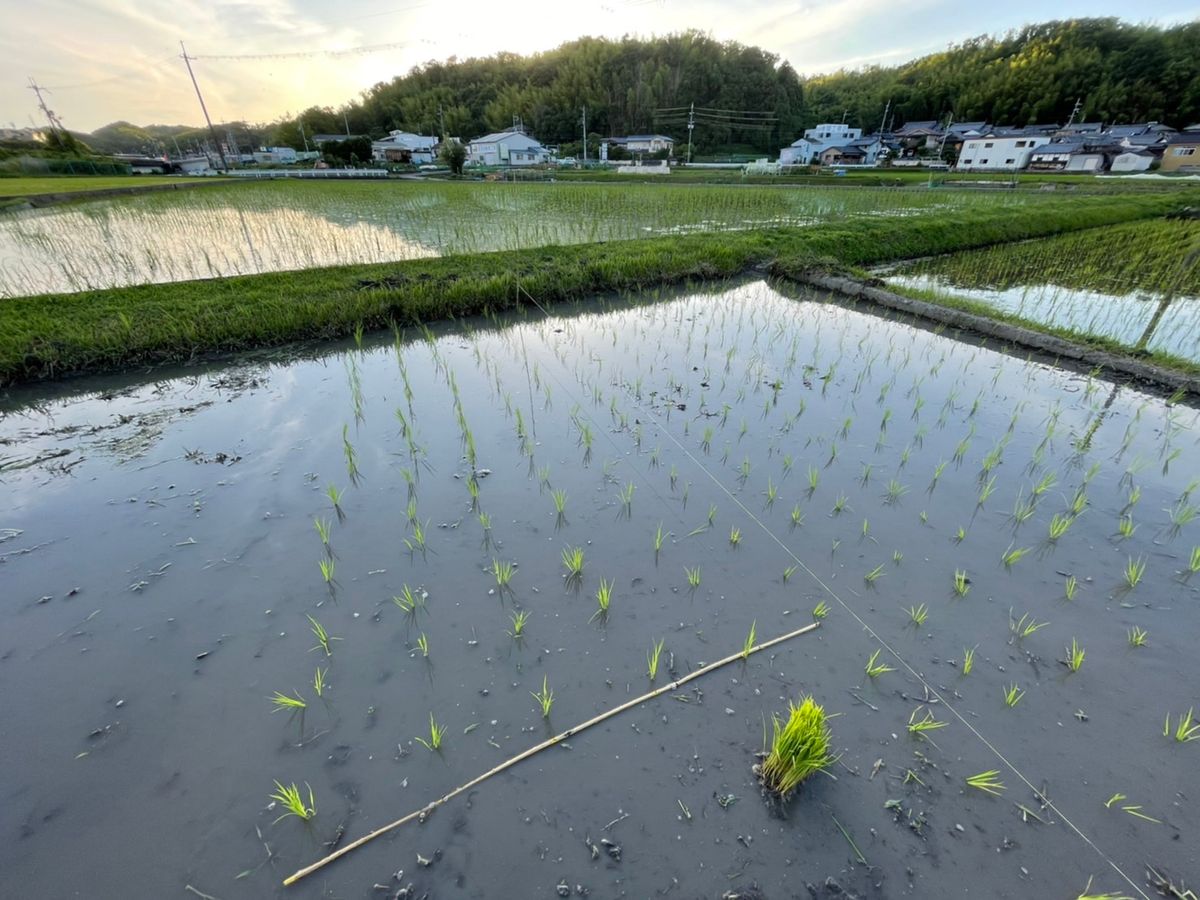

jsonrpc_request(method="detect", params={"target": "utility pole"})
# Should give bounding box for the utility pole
[686,102,694,164]
[27,78,64,142]
[299,120,310,153]
[438,104,446,141]
[930,112,953,188]
[581,106,587,164]
[343,110,351,137]
[179,41,228,171]
[1065,97,1083,128]
[877,99,891,136]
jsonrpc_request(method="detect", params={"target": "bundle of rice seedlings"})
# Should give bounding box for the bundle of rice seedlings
[758,696,835,798]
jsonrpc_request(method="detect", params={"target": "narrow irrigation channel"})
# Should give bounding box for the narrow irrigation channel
[1,280,1196,899]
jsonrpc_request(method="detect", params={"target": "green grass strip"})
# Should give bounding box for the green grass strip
[0,192,1190,386]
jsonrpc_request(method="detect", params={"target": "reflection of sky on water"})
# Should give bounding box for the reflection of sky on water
[887,273,1200,363]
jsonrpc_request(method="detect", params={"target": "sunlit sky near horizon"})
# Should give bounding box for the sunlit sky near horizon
[1,0,1197,133]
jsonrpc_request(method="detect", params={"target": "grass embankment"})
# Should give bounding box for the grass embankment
[0,175,227,199]
[0,192,1190,386]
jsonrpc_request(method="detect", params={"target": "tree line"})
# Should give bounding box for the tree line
[70,19,1200,157]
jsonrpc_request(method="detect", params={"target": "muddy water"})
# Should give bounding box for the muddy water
[1,281,1197,899]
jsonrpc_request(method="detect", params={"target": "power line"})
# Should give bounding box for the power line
[189,40,414,62]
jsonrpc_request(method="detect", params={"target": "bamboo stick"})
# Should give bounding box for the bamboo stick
[282,620,820,886]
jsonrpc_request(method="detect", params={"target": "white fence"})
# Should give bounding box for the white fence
[224,169,389,179]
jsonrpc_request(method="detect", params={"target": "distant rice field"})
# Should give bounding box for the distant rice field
[0,180,1040,297]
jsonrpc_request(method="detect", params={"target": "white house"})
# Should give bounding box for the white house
[371,131,438,164]
[956,131,1052,172]
[608,134,675,154]
[779,123,863,166]
[1109,150,1155,173]
[467,131,550,167]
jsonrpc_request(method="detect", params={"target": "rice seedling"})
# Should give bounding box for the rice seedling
[729,525,742,546]
[865,649,895,678]
[492,558,515,590]
[965,770,1006,796]
[861,518,870,539]
[1048,513,1074,541]
[1010,611,1048,640]
[312,667,327,698]
[531,676,554,718]
[1163,708,1200,742]
[953,525,966,543]
[864,564,884,584]
[270,691,307,712]
[907,707,946,736]
[977,476,998,507]
[307,615,338,657]
[764,478,779,507]
[707,504,718,527]
[1123,556,1146,589]
[1127,626,1148,647]
[1167,498,1198,529]
[1064,574,1078,600]
[1002,683,1025,707]
[1117,515,1136,539]
[318,557,336,585]
[1032,470,1057,497]
[478,511,492,531]
[790,505,805,527]
[961,646,975,675]
[326,484,344,515]
[403,519,429,556]
[1011,492,1036,525]
[507,609,529,639]
[653,522,668,556]
[647,638,665,680]
[313,517,332,546]
[341,425,360,483]
[1189,546,1200,575]
[415,712,446,751]
[953,569,970,596]
[905,603,928,626]
[1063,638,1085,672]
[269,781,316,823]
[561,546,585,582]
[929,460,947,491]
[617,481,635,512]
[782,564,797,582]
[741,620,757,660]
[832,494,848,514]
[807,466,819,491]
[1001,545,1030,568]
[1073,876,1133,900]
[1070,487,1089,516]
[592,578,613,620]
[415,632,429,657]
[812,600,830,620]
[685,565,702,589]
[550,489,567,517]
[759,696,835,798]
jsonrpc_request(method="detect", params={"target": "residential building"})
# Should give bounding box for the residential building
[1160,133,1200,174]
[1109,150,1156,173]
[779,123,863,165]
[371,131,438,164]
[956,129,1052,171]
[607,134,675,154]
[1027,139,1114,173]
[466,131,550,167]
[820,145,866,166]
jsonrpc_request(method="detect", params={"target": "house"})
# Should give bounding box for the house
[1160,133,1200,174]
[371,131,438,164]
[1109,150,1156,173]
[820,145,866,166]
[1027,139,1115,173]
[608,134,675,154]
[956,129,1052,172]
[1057,122,1104,137]
[252,146,298,165]
[466,131,550,167]
[779,123,862,165]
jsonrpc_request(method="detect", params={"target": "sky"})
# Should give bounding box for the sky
[1,0,1197,133]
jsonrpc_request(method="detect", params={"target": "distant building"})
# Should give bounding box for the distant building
[371,131,438,164]
[310,134,366,146]
[956,129,1052,172]
[252,146,298,165]
[779,123,863,166]
[1109,150,1156,173]
[1160,133,1200,174]
[607,134,675,155]
[466,131,550,167]
[1027,140,1111,173]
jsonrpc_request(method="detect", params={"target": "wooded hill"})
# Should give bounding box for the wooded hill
[76,18,1200,155]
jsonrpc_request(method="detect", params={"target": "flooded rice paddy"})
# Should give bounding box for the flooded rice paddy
[0,180,1037,297]
[884,218,1200,363]
[2,280,1197,899]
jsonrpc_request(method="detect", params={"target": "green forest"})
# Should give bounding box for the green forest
[75,18,1200,156]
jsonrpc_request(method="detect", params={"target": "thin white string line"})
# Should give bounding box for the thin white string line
[633,392,1152,900]
[515,284,1149,898]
